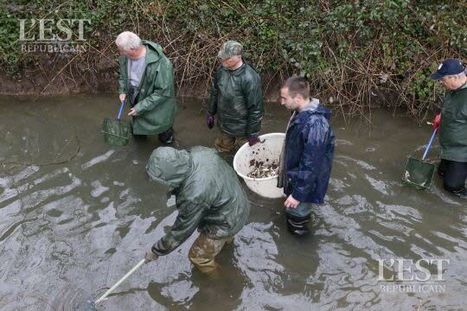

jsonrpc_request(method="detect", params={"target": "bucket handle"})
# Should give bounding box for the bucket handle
[116,100,125,121]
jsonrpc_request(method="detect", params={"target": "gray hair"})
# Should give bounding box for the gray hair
[445,71,466,79]
[115,31,142,51]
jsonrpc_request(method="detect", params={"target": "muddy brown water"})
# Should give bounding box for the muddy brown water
[0,95,465,310]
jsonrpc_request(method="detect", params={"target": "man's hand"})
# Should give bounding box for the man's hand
[145,249,158,263]
[284,195,300,209]
[432,113,441,129]
[206,113,215,129]
[248,135,261,146]
[128,108,137,116]
[119,93,126,103]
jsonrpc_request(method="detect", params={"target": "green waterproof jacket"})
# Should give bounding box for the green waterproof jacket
[439,84,467,162]
[118,40,176,135]
[146,146,250,255]
[208,63,263,137]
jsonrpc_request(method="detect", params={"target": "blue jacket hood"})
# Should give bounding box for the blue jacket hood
[295,99,331,123]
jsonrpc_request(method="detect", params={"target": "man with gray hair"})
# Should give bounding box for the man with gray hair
[116,31,176,144]
[206,40,263,152]
[430,58,467,197]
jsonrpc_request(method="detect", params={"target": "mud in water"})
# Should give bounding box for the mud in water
[247,160,279,178]
[0,95,466,310]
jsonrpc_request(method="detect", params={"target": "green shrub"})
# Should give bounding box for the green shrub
[0,0,465,119]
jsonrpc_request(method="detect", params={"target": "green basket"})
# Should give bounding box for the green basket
[402,157,436,190]
[102,118,131,146]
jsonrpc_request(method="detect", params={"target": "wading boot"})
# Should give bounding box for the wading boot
[158,127,174,145]
[452,188,467,199]
[286,215,310,236]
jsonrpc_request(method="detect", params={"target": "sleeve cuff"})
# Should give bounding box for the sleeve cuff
[151,241,169,256]
[292,189,306,202]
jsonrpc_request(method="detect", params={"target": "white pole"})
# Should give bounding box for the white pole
[95,259,146,304]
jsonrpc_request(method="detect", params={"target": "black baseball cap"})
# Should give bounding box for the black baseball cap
[430,59,465,80]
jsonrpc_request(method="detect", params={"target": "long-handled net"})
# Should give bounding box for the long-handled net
[403,128,437,189]
[102,100,130,146]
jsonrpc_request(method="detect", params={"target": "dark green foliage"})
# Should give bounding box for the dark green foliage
[0,0,465,119]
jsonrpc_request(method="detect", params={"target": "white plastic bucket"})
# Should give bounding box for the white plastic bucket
[233,133,285,198]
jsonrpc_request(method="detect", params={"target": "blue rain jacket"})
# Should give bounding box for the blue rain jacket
[283,103,335,203]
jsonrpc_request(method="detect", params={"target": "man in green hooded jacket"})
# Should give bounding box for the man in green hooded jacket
[430,59,467,197]
[116,31,176,144]
[144,146,250,273]
[206,40,264,152]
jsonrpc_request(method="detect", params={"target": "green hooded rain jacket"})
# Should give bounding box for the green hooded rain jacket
[146,146,250,255]
[439,84,467,162]
[118,40,176,135]
[208,63,263,137]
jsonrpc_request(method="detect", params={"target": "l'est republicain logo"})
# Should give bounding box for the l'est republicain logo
[19,18,91,53]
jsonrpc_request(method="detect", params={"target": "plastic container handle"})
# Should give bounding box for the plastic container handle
[422,128,437,161]
[116,100,125,120]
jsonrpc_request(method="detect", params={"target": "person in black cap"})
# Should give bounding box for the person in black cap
[430,58,467,197]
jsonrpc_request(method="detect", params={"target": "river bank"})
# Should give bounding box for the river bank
[1,1,465,120]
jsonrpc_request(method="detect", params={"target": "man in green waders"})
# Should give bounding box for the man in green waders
[116,31,176,144]
[144,147,250,273]
[430,59,467,198]
[206,40,264,152]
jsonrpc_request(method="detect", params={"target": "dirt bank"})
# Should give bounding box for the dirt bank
[0,61,282,103]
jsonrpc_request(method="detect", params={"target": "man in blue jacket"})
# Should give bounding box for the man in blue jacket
[278,77,335,235]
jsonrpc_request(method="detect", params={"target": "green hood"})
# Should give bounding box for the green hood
[146,146,250,256]
[146,147,192,190]
[142,40,162,64]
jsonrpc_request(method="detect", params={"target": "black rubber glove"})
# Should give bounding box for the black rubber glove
[206,113,215,129]
[145,249,159,262]
[248,135,261,146]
